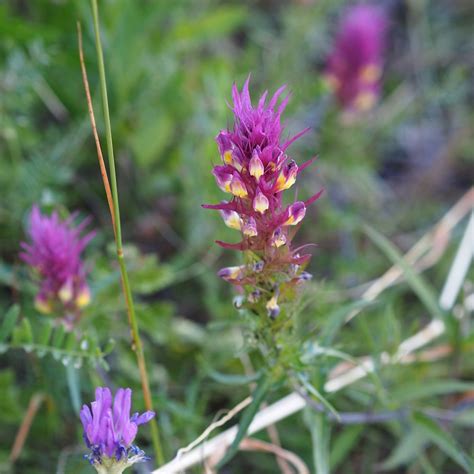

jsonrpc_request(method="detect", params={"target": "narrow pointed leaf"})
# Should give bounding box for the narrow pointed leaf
[52,324,66,348]
[0,305,20,342]
[217,373,271,468]
[36,321,53,346]
[364,225,444,320]
[413,412,474,472]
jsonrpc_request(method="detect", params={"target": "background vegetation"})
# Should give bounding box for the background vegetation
[0,0,473,472]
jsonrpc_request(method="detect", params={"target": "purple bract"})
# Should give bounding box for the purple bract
[326,5,387,112]
[20,205,94,318]
[204,78,321,316]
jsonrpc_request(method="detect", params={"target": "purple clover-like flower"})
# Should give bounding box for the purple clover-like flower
[20,205,94,321]
[326,5,387,112]
[80,387,155,473]
[204,78,321,316]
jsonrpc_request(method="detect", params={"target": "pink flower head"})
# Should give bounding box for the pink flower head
[20,205,94,317]
[204,79,322,315]
[80,387,154,465]
[326,5,387,112]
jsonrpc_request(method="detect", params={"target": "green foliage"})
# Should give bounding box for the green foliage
[413,412,474,472]
[305,409,331,474]
[0,305,114,369]
[218,372,272,468]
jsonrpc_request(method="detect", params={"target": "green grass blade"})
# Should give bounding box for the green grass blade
[206,368,262,386]
[330,425,364,471]
[391,380,474,404]
[66,365,82,413]
[413,412,474,472]
[320,300,376,346]
[217,373,271,468]
[298,373,340,420]
[305,408,330,474]
[364,225,444,320]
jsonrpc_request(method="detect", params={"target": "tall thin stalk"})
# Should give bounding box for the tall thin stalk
[89,0,164,464]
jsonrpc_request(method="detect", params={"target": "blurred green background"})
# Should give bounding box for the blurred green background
[0,0,473,472]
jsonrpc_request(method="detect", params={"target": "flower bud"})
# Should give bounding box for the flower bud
[242,217,258,237]
[218,265,245,281]
[266,295,280,319]
[296,271,313,283]
[213,166,233,193]
[76,285,91,308]
[222,149,242,172]
[270,227,287,247]
[249,151,264,180]
[248,290,261,303]
[220,210,242,230]
[359,64,382,83]
[230,173,248,198]
[283,201,306,226]
[59,279,74,303]
[253,189,269,214]
[274,160,298,192]
[35,294,52,314]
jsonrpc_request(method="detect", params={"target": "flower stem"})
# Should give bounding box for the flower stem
[90,0,164,465]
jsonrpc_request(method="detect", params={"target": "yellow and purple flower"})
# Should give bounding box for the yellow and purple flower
[20,205,94,319]
[204,79,322,316]
[326,5,387,112]
[80,387,155,473]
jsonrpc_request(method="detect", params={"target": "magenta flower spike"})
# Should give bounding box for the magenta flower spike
[20,205,94,322]
[80,387,155,473]
[204,78,322,316]
[326,5,387,112]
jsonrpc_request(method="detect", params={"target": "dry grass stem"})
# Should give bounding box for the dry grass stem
[9,393,45,463]
[175,396,252,462]
[77,22,116,234]
[346,187,474,323]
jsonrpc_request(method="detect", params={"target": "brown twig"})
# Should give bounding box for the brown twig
[240,438,310,474]
[77,21,116,235]
[9,393,45,463]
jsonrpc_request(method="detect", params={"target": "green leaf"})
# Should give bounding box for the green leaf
[102,338,115,355]
[305,408,330,474]
[413,412,474,472]
[330,425,364,470]
[364,225,444,320]
[66,365,81,413]
[206,368,262,386]
[217,373,271,468]
[51,324,66,348]
[381,428,427,470]
[0,305,20,342]
[36,321,53,346]
[320,300,376,346]
[64,332,77,351]
[12,318,33,345]
[298,374,340,420]
[168,6,247,45]
[301,343,358,366]
[391,380,474,404]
